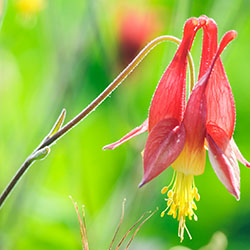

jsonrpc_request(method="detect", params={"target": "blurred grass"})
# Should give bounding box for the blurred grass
[0,0,250,249]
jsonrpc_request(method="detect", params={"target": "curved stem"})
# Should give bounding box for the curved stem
[0,35,195,208]
[38,35,195,149]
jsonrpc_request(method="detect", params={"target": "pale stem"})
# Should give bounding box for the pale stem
[0,35,195,208]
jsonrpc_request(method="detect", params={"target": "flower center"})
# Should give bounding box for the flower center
[160,171,200,242]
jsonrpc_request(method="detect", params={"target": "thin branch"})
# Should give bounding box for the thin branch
[69,196,89,250]
[0,35,195,209]
[125,208,158,250]
[0,110,64,208]
[81,205,89,250]
[36,35,194,150]
[109,198,126,250]
[115,211,150,250]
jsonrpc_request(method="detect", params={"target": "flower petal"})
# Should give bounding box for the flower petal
[178,61,207,175]
[198,16,217,79]
[207,125,240,200]
[182,77,207,156]
[206,125,250,167]
[178,30,237,176]
[171,141,206,175]
[184,29,237,147]
[148,18,201,131]
[230,138,250,167]
[140,118,185,186]
[103,119,148,150]
[198,16,235,139]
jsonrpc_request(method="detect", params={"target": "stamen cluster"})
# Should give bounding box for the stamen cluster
[161,171,200,241]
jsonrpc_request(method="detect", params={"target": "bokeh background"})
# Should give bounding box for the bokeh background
[0,0,250,249]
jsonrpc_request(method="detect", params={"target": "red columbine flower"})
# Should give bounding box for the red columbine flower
[198,16,250,199]
[103,16,250,241]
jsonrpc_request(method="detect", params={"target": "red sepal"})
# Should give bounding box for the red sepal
[103,119,148,150]
[140,118,185,186]
[207,124,240,200]
[199,16,236,139]
[148,18,201,131]
[230,138,250,168]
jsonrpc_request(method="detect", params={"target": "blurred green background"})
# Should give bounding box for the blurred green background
[0,0,250,249]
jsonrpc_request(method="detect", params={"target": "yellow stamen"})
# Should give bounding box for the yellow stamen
[167,190,173,198]
[161,170,176,195]
[195,193,200,201]
[167,199,172,206]
[141,149,144,158]
[194,214,198,221]
[161,171,200,242]
[161,186,168,194]
[191,202,197,210]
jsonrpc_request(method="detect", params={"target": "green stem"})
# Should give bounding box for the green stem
[38,35,195,149]
[0,35,195,208]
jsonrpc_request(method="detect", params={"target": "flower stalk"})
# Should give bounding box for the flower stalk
[0,35,195,208]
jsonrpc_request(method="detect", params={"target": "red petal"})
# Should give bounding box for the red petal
[103,119,148,150]
[140,118,185,186]
[207,124,250,167]
[198,16,236,139]
[198,16,217,79]
[230,138,250,168]
[148,18,201,131]
[206,125,240,200]
[183,30,237,154]
[183,80,207,154]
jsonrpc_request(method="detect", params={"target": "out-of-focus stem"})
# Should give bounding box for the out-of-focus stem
[0,35,195,208]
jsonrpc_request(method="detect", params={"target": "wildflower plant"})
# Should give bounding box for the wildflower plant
[0,13,248,245]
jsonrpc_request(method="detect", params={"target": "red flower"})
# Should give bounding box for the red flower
[198,16,250,200]
[104,16,250,241]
